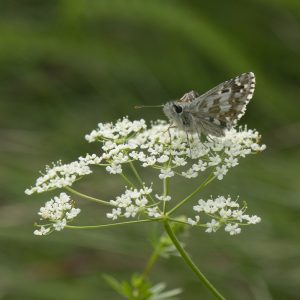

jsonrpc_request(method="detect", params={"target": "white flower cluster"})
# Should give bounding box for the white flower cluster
[25,154,102,195]
[187,195,261,235]
[34,192,80,235]
[85,117,147,142]
[106,186,161,220]
[85,117,265,180]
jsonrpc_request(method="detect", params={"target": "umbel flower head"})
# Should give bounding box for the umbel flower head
[33,192,80,235]
[85,117,265,180]
[26,117,265,236]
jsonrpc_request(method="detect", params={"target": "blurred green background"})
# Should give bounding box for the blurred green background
[0,0,300,299]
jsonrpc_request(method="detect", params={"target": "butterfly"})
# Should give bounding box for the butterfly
[162,72,255,137]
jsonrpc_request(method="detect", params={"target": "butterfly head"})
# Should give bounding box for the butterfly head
[163,101,186,126]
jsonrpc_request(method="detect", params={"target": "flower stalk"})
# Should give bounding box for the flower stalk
[163,220,226,300]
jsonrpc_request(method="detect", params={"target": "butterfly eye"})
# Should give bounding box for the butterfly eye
[173,104,183,114]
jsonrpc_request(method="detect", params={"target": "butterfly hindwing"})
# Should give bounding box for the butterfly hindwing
[191,72,255,129]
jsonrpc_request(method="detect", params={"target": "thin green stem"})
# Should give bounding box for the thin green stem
[141,244,162,279]
[168,217,206,228]
[163,177,169,214]
[129,161,144,186]
[65,186,113,206]
[120,172,136,188]
[129,161,156,204]
[163,220,226,300]
[167,174,215,215]
[66,219,157,230]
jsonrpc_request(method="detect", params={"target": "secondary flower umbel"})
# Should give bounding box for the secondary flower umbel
[187,195,261,235]
[33,192,80,235]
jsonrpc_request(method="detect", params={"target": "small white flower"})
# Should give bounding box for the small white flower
[214,165,228,180]
[182,169,198,179]
[124,205,139,218]
[157,155,169,163]
[159,168,174,180]
[106,164,122,174]
[208,155,221,166]
[155,194,172,201]
[106,208,122,220]
[187,216,200,226]
[53,219,67,231]
[219,208,232,219]
[225,223,241,235]
[232,209,244,221]
[225,156,239,168]
[141,186,152,194]
[205,219,220,233]
[244,215,261,224]
[172,156,187,166]
[135,196,148,207]
[147,207,161,218]
[142,156,156,167]
[66,208,81,219]
[34,226,50,236]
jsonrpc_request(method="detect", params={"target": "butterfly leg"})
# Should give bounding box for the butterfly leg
[197,130,202,142]
[206,135,215,143]
[165,123,176,144]
[185,131,192,157]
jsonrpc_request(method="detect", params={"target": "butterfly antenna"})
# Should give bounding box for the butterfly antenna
[134,105,164,109]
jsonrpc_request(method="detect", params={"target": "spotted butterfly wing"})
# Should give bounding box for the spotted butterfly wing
[185,72,255,136]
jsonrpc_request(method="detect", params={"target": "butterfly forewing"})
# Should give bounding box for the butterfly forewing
[192,72,255,128]
[162,72,255,137]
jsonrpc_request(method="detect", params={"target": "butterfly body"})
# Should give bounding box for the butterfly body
[163,72,256,137]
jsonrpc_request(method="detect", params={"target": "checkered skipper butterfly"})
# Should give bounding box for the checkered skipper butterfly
[162,72,255,137]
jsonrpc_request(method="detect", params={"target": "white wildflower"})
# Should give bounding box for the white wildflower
[107,186,153,220]
[147,207,161,218]
[25,154,102,194]
[187,216,200,226]
[225,223,241,235]
[157,155,169,163]
[106,208,122,220]
[159,168,174,180]
[33,193,80,235]
[155,194,172,202]
[214,165,228,180]
[205,219,220,233]
[34,226,50,236]
[190,195,261,234]
[106,164,122,174]
[53,219,67,231]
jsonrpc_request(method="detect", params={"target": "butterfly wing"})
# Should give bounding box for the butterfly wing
[190,72,255,129]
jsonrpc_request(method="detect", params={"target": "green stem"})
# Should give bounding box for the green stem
[168,217,206,228]
[129,161,156,204]
[163,177,169,214]
[120,172,136,188]
[66,219,156,230]
[163,220,226,300]
[129,161,144,186]
[65,186,113,206]
[167,174,215,215]
[141,244,162,279]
